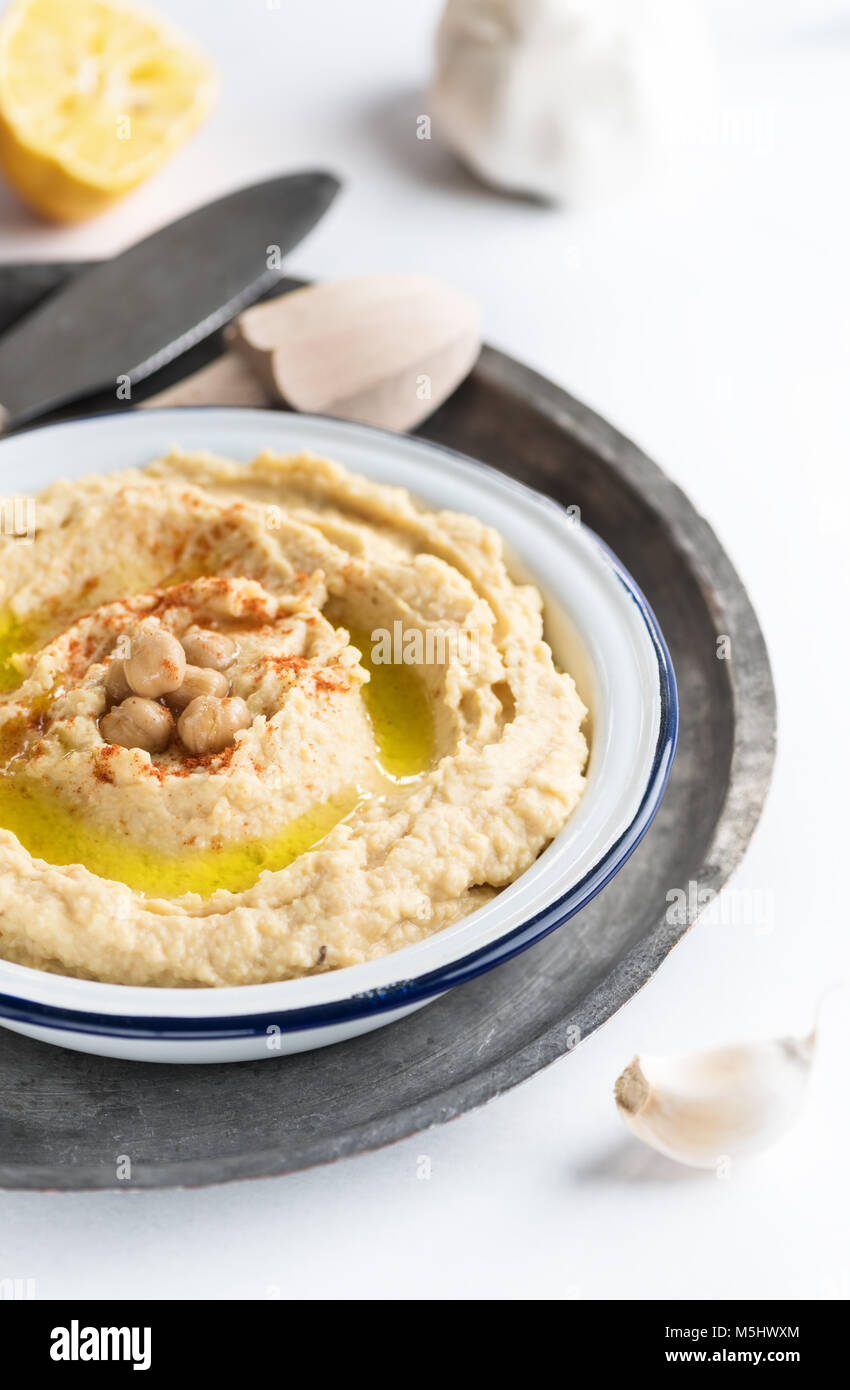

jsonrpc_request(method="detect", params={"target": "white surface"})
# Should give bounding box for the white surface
[0,0,848,1300]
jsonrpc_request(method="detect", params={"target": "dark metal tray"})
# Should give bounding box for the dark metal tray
[0,266,775,1189]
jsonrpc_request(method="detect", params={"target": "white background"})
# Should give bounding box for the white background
[0,0,848,1300]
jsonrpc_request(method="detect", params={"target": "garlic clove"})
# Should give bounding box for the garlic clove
[229,273,481,433]
[615,1033,816,1169]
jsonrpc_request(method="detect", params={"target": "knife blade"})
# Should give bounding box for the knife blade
[0,170,340,431]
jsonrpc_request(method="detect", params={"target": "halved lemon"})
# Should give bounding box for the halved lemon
[0,0,216,222]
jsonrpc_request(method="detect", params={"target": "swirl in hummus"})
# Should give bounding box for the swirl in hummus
[0,450,587,986]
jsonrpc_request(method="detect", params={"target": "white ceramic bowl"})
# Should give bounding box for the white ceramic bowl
[0,409,677,1062]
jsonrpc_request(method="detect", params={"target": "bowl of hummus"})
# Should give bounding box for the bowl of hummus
[0,409,676,1062]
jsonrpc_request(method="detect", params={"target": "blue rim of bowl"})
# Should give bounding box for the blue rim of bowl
[0,412,678,1042]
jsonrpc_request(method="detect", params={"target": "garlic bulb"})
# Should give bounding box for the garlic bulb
[430,0,714,204]
[615,1033,816,1169]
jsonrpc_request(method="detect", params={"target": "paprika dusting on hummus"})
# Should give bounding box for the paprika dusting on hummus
[0,449,587,987]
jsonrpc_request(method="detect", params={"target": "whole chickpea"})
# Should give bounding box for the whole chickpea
[125,628,186,698]
[178,695,252,756]
[166,664,229,713]
[181,626,238,672]
[100,697,174,753]
[104,657,131,704]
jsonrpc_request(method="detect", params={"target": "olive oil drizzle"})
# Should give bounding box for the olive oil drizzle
[347,627,434,781]
[0,610,435,897]
[0,779,359,899]
[0,611,42,691]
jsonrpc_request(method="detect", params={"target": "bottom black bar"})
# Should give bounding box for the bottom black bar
[0,1299,844,1374]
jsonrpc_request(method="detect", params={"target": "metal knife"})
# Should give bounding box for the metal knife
[0,170,340,432]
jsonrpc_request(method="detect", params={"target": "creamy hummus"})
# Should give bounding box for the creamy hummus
[0,450,587,986]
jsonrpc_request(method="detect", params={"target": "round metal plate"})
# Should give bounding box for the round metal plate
[0,269,775,1188]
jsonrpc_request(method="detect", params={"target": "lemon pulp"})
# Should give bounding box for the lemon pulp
[0,0,216,222]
